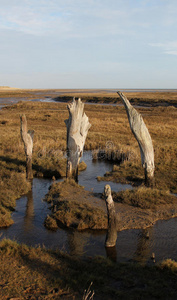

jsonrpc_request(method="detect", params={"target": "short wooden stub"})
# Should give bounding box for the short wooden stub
[104,184,117,247]
[117,91,155,187]
[20,114,34,180]
[65,98,91,182]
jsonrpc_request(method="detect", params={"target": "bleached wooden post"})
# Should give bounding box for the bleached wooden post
[20,114,34,180]
[117,91,155,186]
[65,98,91,182]
[104,185,117,247]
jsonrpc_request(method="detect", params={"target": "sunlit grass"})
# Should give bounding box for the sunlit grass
[0,95,177,228]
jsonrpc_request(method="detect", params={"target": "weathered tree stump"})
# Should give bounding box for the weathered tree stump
[65,98,91,182]
[117,91,155,186]
[104,185,117,247]
[20,114,34,180]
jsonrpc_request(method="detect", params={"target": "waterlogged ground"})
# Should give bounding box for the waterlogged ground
[0,89,177,299]
[1,156,177,264]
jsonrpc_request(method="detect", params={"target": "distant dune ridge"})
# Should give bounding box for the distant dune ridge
[0,86,20,89]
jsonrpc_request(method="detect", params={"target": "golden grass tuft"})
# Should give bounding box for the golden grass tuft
[159,259,177,272]
[112,187,177,209]
[44,215,58,231]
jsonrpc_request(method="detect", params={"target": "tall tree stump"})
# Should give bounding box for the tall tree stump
[65,98,91,182]
[117,91,155,186]
[104,185,117,247]
[20,114,34,180]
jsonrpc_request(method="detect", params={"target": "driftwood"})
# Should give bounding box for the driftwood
[117,91,155,186]
[104,185,117,247]
[65,98,91,182]
[20,114,34,180]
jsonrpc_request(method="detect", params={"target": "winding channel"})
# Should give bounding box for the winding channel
[0,152,177,264]
[0,96,177,263]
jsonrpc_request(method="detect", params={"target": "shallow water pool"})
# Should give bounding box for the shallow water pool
[1,153,177,264]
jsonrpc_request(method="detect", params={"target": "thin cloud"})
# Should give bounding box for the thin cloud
[165,51,177,56]
[149,42,177,56]
[1,0,177,88]
[0,1,74,36]
[0,0,158,37]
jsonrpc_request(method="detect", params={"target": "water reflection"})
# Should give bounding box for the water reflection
[105,246,117,262]
[79,151,132,193]
[66,231,88,256]
[24,189,35,232]
[0,159,177,263]
[105,227,153,264]
[133,228,153,264]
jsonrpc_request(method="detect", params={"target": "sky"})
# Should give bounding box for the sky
[0,0,177,89]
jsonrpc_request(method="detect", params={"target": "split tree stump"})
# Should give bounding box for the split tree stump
[104,184,117,247]
[117,91,155,186]
[20,114,34,180]
[65,98,91,182]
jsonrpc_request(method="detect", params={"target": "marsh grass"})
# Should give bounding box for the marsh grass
[0,101,69,227]
[0,90,177,299]
[160,259,177,272]
[0,94,177,228]
[54,90,177,107]
[112,187,177,210]
[44,215,58,231]
[45,179,107,230]
[1,239,177,299]
[0,167,31,227]
[92,146,133,163]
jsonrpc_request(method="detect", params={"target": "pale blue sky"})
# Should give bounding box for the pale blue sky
[0,0,177,89]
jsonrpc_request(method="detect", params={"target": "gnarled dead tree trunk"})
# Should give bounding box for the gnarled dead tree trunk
[104,185,117,247]
[20,114,34,180]
[65,98,91,182]
[117,91,155,186]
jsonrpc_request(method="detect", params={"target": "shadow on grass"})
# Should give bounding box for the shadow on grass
[126,175,144,187]
[7,242,177,299]
[0,155,63,179]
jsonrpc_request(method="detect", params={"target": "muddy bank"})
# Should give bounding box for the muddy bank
[45,180,177,232]
[1,87,177,107]
[45,179,108,230]
[53,94,177,107]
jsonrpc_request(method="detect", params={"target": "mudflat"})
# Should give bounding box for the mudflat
[1,87,177,105]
